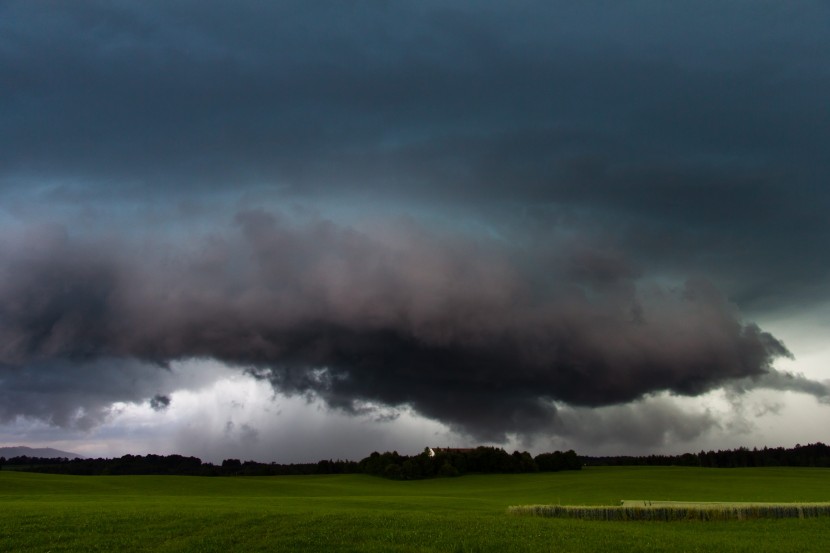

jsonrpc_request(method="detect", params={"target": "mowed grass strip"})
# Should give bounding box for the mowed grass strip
[3,467,830,552]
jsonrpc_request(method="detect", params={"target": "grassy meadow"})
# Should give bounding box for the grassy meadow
[2,466,830,552]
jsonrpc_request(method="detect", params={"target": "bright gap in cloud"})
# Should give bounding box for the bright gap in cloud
[79,369,460,464]
[760,302,830,382]
[3,355,828,462]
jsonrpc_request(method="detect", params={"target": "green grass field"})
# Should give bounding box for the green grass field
[2,466,830,552]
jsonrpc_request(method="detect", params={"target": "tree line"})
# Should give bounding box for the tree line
[4,443,824,477]
[582,442,830,468]
[0,447,580,478]
[359,447,581,480]
[0,453,356,476]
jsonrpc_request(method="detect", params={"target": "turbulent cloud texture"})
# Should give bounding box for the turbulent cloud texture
[2,1,830,453]
[0,212,792,439]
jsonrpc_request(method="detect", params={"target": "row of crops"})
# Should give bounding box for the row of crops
[508,502,830,521]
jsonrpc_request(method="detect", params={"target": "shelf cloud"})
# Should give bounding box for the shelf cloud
[0,211,798,440]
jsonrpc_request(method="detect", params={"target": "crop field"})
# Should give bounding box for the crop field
[509,501,830,521]
[2,466,830,552]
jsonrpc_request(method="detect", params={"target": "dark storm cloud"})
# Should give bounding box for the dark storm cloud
[2,1,829,311]
[2,1,830,444]
[0,212,798,439]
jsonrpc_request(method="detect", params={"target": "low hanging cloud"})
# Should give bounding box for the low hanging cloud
[0,358,173,430]
[149,394,171,412]
[551,398,721,450]
[0,210,799,440]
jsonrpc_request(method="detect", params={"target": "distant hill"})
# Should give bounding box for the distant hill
[0,446,85,459]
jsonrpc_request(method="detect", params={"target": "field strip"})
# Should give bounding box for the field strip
[508,502,830,521]
[621,500,829,507]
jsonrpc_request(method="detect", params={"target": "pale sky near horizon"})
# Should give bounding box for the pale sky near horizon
[1,1,829,463]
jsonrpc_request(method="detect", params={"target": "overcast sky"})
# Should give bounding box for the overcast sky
[1,0,829,463]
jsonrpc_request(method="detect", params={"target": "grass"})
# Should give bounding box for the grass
[2,466,830,551]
